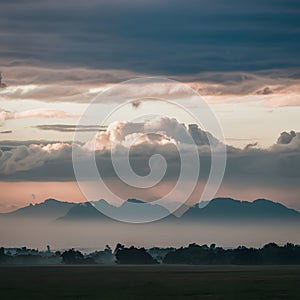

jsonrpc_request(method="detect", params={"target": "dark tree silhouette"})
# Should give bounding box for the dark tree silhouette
[0,247,7,264]
[164,243,216,265]
[114,243,125,254]
[2,242,300,265]
[163,242,300,265]
[115,246,158,264]
[61,249,84,264]
[104,245,112,254]
[232,246,262,265]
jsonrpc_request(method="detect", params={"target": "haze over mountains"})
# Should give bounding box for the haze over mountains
[1,197,300,224]
[1,197,300,250]
[2,199,75,220]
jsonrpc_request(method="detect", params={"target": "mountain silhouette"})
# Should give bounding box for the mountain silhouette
[116,198,171,222]
[1,197,299,223]
[57,201,113,222]
[1,199,76,220]
[58,198,172,223]
[181,197,300,222]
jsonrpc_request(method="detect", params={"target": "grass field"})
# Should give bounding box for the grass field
[0,265,300,299]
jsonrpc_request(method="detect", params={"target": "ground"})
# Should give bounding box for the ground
[0,265,300,299]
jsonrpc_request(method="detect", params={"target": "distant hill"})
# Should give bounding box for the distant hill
[115,198,171,222]
[2,197,299,223]
[181,198,300,222]
[2,199,76,220]
[58,198,172,223]
[57,202,112,222]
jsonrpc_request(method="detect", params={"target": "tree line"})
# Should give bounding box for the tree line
[1,242,300,265]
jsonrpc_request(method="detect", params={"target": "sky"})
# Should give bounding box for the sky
[0,0,300,213]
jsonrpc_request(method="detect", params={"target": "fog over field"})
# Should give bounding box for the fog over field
[0,218,299,250]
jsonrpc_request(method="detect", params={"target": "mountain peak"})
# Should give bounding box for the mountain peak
[58,201,112,222]
[181,197,300,222]
[126,199,145,204]
[43,198,61,204]
[253,198,279,205]
[4,198,76,219]
[210,197,242,204]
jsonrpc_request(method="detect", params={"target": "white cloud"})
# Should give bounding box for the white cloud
[0,108,79,126]
[0,117,299,186]
[88,117,218,151]
[0,143,73,174]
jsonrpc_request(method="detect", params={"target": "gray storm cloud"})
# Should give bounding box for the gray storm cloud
[0,0,299,74]
[0,0,299,107]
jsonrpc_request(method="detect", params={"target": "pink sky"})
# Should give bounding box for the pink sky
[1,180,300,213]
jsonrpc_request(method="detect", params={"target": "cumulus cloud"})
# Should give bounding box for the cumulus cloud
[90,117,218,152]
[0,117,299,189]
[0,143,73,175]
[277,131,297,145]
[0,117,218,179]
[270,132,300,155]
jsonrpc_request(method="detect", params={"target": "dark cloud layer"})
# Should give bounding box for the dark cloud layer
[0,0,299,74]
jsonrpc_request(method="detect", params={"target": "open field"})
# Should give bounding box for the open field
[0,265,300,299]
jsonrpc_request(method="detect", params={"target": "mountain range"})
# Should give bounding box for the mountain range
[1,199,75,220]
[1,197,300,223]
[180,198,300,222]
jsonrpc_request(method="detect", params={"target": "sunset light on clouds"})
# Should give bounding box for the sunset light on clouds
[0,0,300,243]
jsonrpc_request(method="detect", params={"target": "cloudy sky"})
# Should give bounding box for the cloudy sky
[0,0,300,212]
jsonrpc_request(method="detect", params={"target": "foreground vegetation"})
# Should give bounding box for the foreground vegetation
[0,265,300,299]
[2,242,300,265]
